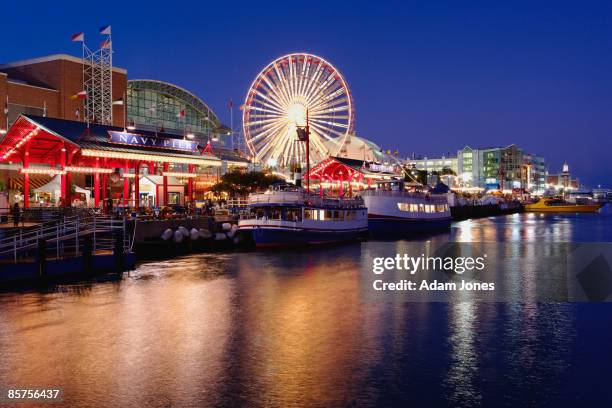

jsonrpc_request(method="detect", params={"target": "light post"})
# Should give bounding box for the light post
[296,110,310,193]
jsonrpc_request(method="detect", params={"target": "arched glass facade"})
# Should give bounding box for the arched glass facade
[127,80,229,144]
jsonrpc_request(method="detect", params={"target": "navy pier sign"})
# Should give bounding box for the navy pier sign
[108,131,199,153]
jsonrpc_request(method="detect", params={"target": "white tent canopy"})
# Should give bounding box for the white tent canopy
[33,175,91,206]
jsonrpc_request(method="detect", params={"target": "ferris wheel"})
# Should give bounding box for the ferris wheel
[243,53,354,167]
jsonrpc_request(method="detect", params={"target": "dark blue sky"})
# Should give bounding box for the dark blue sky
[3,0,612,186]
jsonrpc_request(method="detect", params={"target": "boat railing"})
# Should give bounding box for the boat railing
[359,189,448,203]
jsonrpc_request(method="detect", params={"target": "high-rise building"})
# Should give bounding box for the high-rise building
[457,145,546,192]
[408,154,458,174]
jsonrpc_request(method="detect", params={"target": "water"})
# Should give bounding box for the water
[1,207,612,407]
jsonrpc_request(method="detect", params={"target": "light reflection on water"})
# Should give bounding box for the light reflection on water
[0,210,611,406]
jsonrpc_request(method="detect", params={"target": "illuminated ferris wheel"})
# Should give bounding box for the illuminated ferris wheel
[243,53,354,167]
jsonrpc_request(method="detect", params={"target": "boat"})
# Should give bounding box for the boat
[238,184,368,248]
[359,179,452,234]
[524,198,604,213]
[449,193,523,220]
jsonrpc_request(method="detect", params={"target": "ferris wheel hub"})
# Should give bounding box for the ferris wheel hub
[287,103,307,127]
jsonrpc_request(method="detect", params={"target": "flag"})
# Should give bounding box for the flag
[228,99,233,109]
[176,109,185,118]
[112,97,124,106]
[99,25,112,35]
[75,108,80,120]
[69,91,87,100]
[100,39,112,49]
[296,127,309,142]
[71,32,84,42]
[3,96,8,115]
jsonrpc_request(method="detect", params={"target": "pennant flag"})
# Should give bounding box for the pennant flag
[69,91,87,100]
[71,32,85,42]
[176,109,185,118]
[100,39,112,49]
[99,25,112,35]
[112,97,124,106]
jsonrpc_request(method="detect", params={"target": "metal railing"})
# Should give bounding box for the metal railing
[358,189,449,203]
[247,190,365,209]
[0,213,132,263]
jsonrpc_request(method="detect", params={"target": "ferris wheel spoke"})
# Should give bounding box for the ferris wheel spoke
[306,74,340,107]
[308,122,339,142]
[247,114,285,121]
[258,125,292,161]
[255,82,289,112]
[245,116,284,126]
[309,119,349,135]
[260,75,291,108]
[308,131,332,159]
[273,64,294,106]
[301,64,325,105]
[248,123,288,148]
[288,57,298,101]
[246,105,285,116]
[251,89,287,114]
[266,67,290,109]
[249,118,289,139]
[310,117,350,129]
[310,114,350,121]
[297,59,310,97]
[310,104,350,117]
[309,96,348,115]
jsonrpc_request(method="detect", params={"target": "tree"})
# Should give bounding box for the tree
[440,167,456,176]
[211,170,284,196]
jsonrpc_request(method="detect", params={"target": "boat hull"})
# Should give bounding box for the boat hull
[244,226,368,248]
[368,214,452,235]
[524,204,603,213]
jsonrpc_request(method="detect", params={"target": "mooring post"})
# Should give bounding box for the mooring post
[36,238,47,279]
[113,230,125,272]
[82,235,93,274]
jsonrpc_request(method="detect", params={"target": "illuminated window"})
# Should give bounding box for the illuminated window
[319,209,325,220]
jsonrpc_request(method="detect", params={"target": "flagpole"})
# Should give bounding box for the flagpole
[123,90,127,131]
[230,100,234,149]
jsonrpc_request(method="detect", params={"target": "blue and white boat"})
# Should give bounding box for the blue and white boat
[360,179,452,235]
[238,184,368,248]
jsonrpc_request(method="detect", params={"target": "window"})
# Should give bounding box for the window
[397,203,409,212]
[168,192,181,205]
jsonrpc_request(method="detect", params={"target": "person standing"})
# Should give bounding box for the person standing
[12,202,20,227]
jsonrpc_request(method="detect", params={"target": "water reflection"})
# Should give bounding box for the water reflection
[0,211,611,406]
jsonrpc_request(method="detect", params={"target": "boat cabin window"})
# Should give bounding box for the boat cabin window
[397,203,449,213]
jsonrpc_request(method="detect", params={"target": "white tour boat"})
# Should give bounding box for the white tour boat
[238,184,368,248]
[359,179,452,235]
